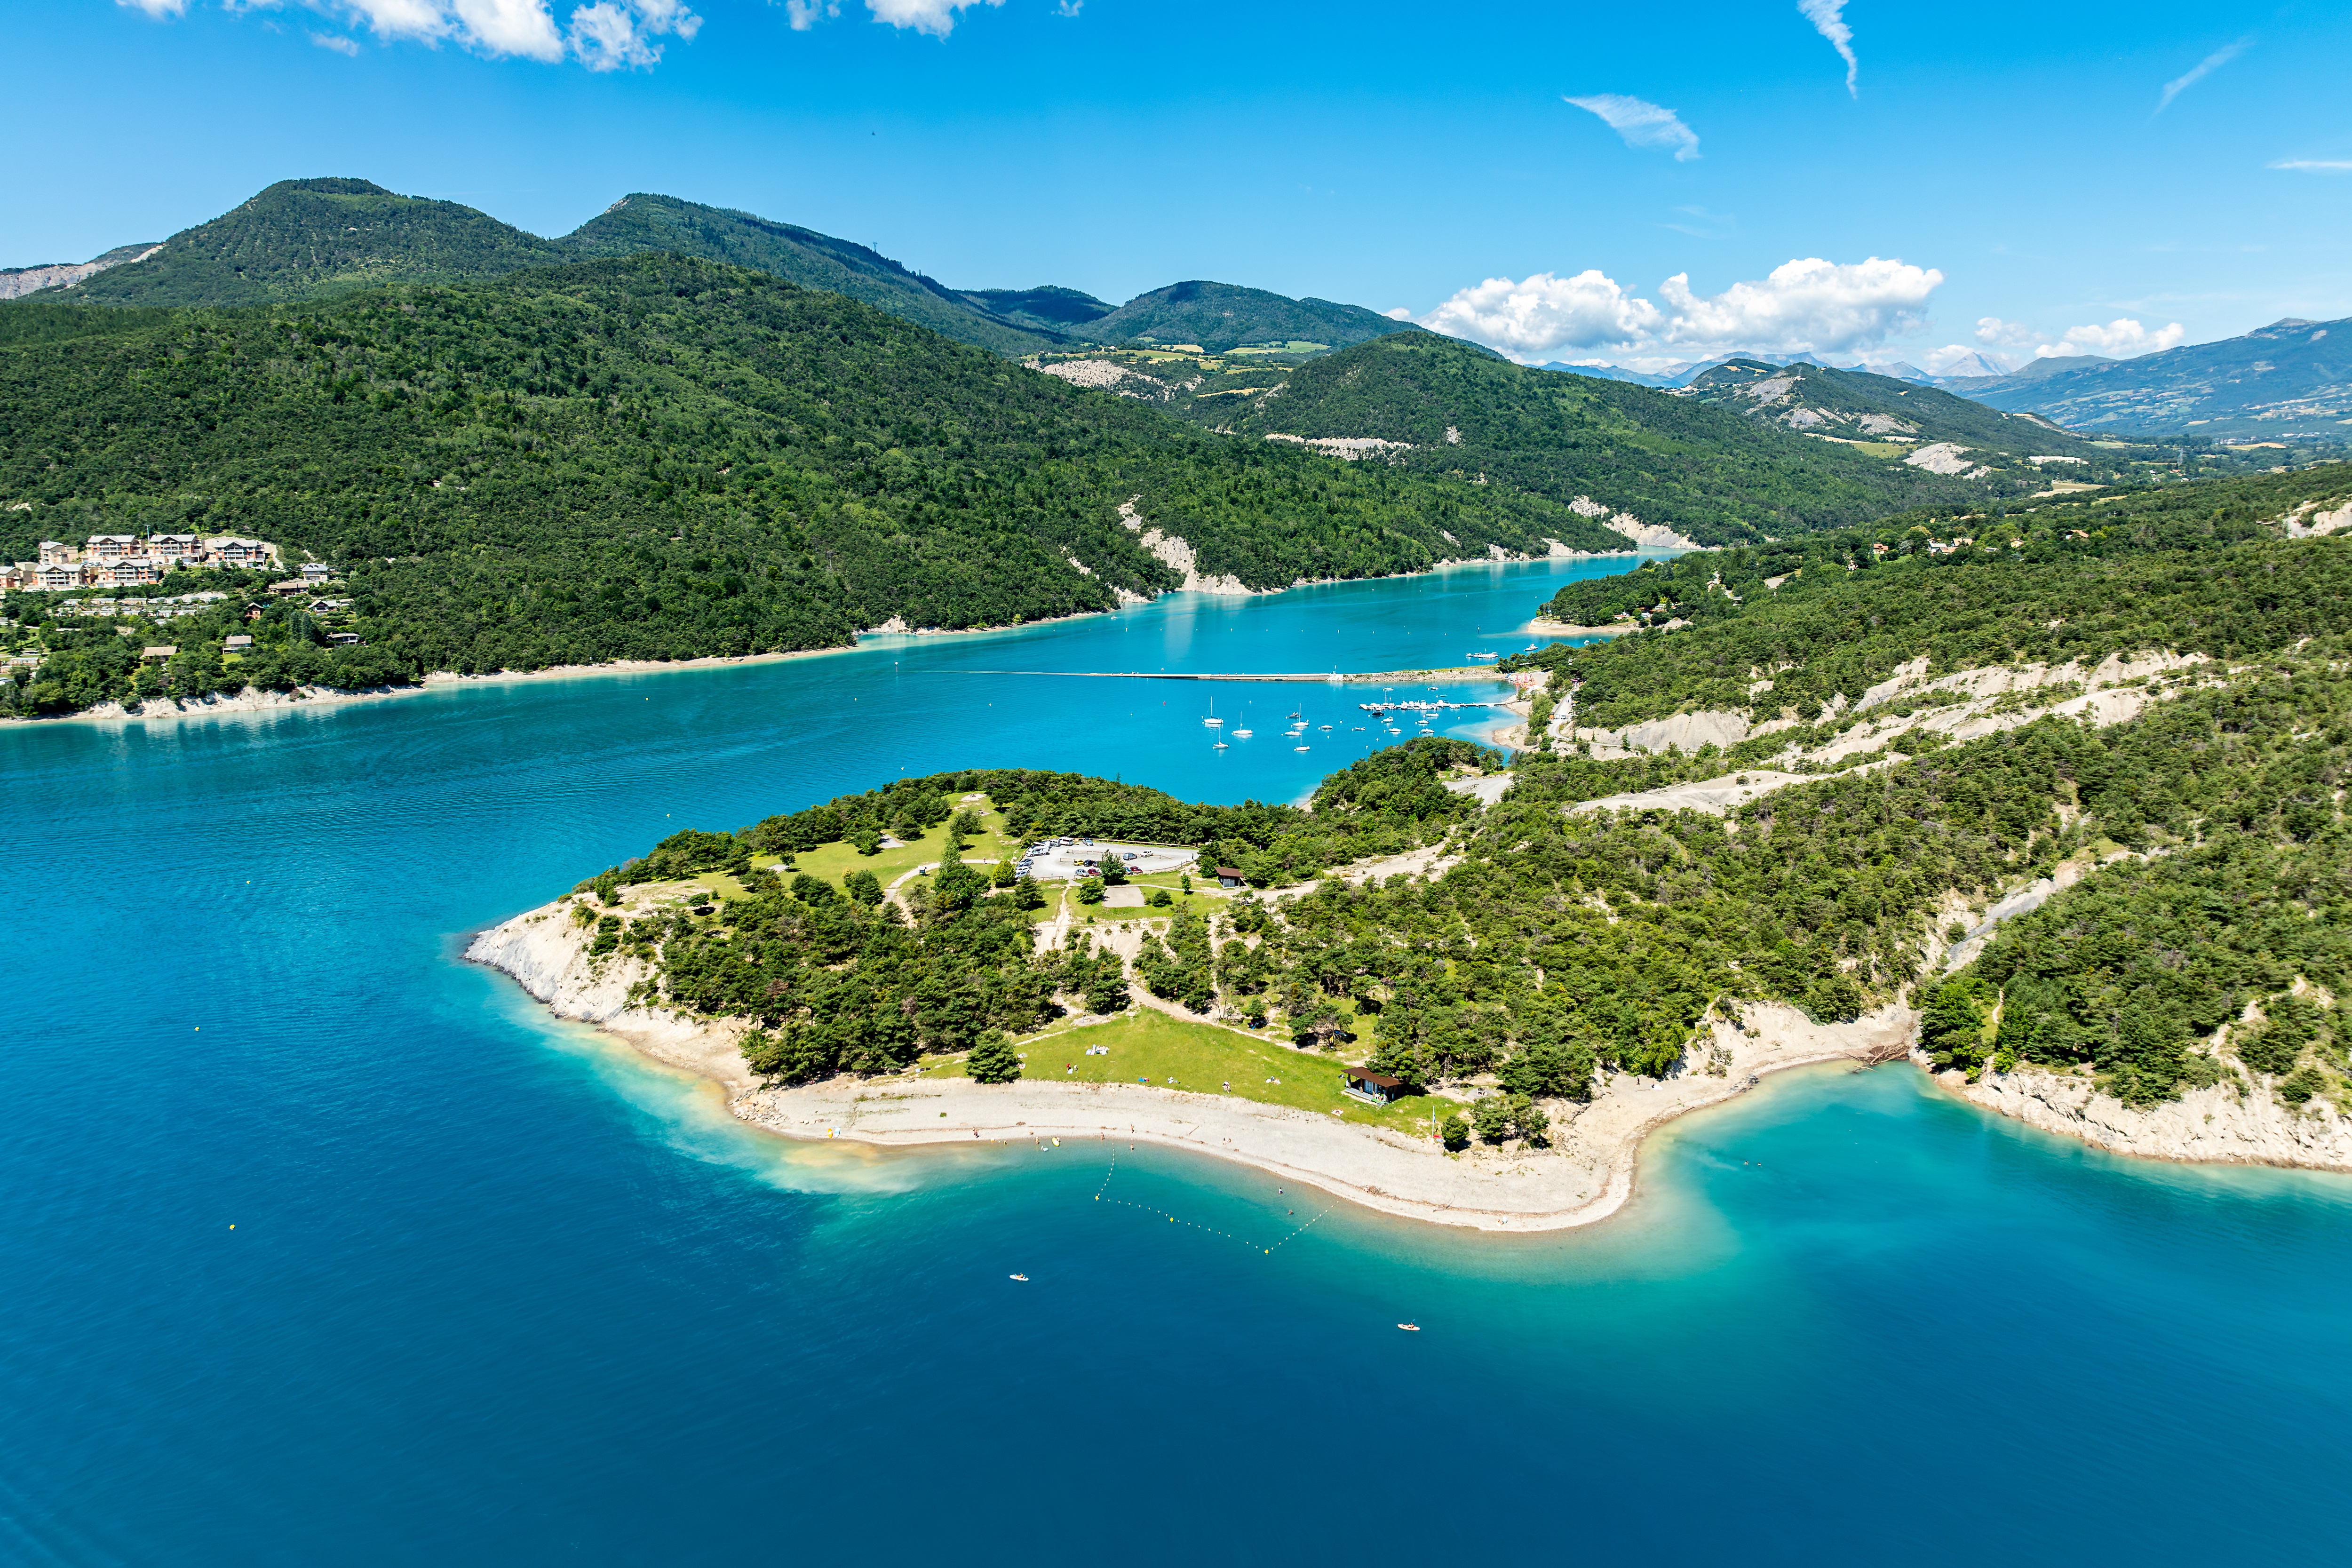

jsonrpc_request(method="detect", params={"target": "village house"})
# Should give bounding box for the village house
[147,534,201,562]
[142,645,177,662]
[222,634,253,652]
[37,541,76,566]
[87,534,140,560]
[301,561,333,584]
[32,562,87,592]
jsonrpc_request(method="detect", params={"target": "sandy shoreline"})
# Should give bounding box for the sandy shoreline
[464,891,1915,1233]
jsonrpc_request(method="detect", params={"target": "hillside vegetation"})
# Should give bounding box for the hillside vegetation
[1081,280,1418,354]
[0,255,1627,715]
[1684,358,2106,465]
[1164,332,2098,544]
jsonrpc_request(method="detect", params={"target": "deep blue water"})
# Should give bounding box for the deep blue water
[6,556,2350,1565]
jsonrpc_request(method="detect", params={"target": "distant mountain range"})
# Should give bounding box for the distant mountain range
[22,177,1420,363]
[1942,318,2352,442]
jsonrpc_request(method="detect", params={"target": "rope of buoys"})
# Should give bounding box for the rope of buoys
[1093,1157,1333,1252]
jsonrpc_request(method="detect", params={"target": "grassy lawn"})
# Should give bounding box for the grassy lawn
[774,795,1024,891]
[922,1009,1438,1137]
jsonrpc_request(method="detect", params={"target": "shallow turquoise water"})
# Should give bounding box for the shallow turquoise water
[5,556,2349,1564]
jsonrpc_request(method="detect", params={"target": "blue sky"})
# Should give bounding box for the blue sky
[8,0,2348,370]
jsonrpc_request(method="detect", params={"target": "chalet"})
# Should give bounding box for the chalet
[0,565,27,592]
[208,537,273,569]
[37,541,75,566]
[327,631,363,647]
[222,634,253,652]
[142,645,177,661]
[268,579,310,597]
[32,562,86,592]
[147,534,201,561]
[1214,866,1246,889]
[301,561,333,583]
[1341,1067,1406,1106]
[87,534,139,560]
[103,558,164,588]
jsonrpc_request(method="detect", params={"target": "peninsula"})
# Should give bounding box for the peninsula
[472,463,2352,1223]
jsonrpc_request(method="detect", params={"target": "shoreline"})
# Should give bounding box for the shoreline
[11,547,1678,730]
[463,891,1914,1234]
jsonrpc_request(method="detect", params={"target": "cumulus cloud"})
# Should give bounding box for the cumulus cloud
[2042,318,2185,357]
[184,1,698,68]
[1655,257,1942,354]
[1974,316,2040,347]
[1563,95,1700,161]
[861,0,1003,37]
[2158,38,2249,113]
[310,28,362,49]
[2270,159,2352,173]
[784,0,839,26]
[1797,0,1858,96]
[117,0,191,16]
[1421,271,1665,358]
[1915,343,2017,377]
[1418,255,1941,363]
[568,0,699,68]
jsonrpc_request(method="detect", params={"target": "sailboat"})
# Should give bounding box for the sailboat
[1202,697,1223,729]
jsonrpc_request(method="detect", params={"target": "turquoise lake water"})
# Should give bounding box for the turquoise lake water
[6,554,2350,1563]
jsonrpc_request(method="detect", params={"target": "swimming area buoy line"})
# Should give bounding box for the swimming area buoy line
[1091,1153,1334,1255]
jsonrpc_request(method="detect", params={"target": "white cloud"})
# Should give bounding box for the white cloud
[2040,318,2185,358]
[2157,38,2249,113]
[861,0,1003,37]
[310,29,362,49]
[1563,95,1700,162]
[2270,159,2352,173]
[1655,256,1942,354]
[117,0,190,16]
[784,0,839,27]
[1055,0,1080,14]
[1421,271,1664,357]
[1917,344,2017,377]
[1797,0,1858,96]
[1974,316,2039,347]
[199,1,696,68]
[568,0,699,68]
[1418,255,1941,363]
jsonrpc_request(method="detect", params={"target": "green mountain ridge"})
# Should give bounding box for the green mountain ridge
[1144,332,2142,545]
[1684,358,2099,459]
[37,178,1422,365]
[1082,279,1418,354]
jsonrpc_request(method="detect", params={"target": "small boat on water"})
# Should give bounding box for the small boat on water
[1398,1322,1420,1332]
[1294,745,1310,752]
[1010,1274,1029,1281]
[1232,728,1253,739]
[1213,740,1228,749]
[1470,650,1498,659]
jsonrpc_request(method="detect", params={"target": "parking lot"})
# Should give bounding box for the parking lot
[1018,837,1200,881]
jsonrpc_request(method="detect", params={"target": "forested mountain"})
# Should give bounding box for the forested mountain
[1684,358,2101,463]
[1152,331,2114,544]
[1951,316,2352,441]
[0,254,1629,715]
[559,193,1065,357]
[1081,281,1418,354]
[66,179,574,307]
[952,286,1114,336]
[30,178,1417,364]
